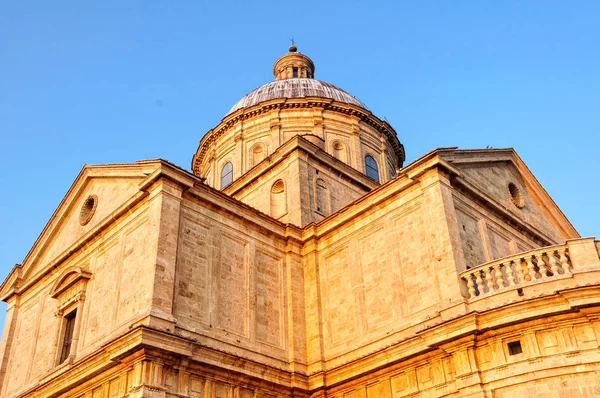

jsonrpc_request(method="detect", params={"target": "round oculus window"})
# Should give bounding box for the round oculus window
[507,183,525,209]
[79,195,98,225]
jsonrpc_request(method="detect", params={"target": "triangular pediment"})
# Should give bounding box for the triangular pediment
[12,160,164,289]
[438,148,578,243]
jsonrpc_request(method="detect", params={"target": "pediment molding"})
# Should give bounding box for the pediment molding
[1,160,199,302]
[50,266,92,299]
[18,163,160,283]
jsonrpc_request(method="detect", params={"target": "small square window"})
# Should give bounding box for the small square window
[507,340,522,356]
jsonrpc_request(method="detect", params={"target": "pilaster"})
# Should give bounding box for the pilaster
[350,115,363,172]
[417,168,468,305]
[146,176,192,332]
[0,295,20,393]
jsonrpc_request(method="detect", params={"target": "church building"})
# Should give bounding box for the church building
[1,46,599,398]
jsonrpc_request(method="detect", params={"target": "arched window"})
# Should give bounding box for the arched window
[252,144,264,167]
[332,141,346,162]
[316,178,330,215]
[365,155,379,182]
[221,162,233,189]
[270,180,286,218]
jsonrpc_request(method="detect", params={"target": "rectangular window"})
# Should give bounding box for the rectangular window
[507,340,523,355]
[293,67,298,78]
[59,309,77,364]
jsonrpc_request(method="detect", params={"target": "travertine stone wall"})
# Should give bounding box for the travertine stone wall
[304,162,367,223]
[325,311,600,398]
[0,151,593,398]
[230,151,304,225]
[172,183,307,372]
[303,167,466,373]
[228,138,376,227]
[459,163,567,240]
[0,188,160,397]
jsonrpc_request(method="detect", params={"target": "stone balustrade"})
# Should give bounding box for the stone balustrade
[459,238,600,301]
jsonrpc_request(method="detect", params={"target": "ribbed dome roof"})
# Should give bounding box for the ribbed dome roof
[227,78,367,115]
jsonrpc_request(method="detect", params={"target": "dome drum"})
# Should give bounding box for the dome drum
[192,99,405,187]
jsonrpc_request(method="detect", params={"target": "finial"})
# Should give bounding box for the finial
[289,38,297,52]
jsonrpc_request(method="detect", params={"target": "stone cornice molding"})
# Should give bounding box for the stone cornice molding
[300,151,460,240]
[0,264,22,302]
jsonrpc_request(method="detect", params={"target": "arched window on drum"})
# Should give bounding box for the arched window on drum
[221,162,233,189]
[251,144,265,167]
[270,180,286,219]
[365,155,379,183]
[332,141,346,162]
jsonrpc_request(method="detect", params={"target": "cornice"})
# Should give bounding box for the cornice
[300,150,461,240]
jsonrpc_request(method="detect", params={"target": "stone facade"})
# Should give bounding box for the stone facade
[0,47,598,398]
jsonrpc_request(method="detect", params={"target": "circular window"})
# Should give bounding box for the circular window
[79,195,98,225]
[507,183,525,209]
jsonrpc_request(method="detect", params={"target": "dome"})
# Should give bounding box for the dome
[227,78,367,115]
[192,45,406,188]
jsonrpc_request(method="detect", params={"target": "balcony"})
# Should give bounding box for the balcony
[459,237,600,305]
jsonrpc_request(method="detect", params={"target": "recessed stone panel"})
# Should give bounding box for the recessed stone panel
[176,215,211,325]
[359,228,397,331]
[395,207,441,315]
[390,370,418,397]
[116,217,151,327]
[254,249,283,347]
[574,324,597,347]
[488,227,512,260]
[216,233,248,337]
[456,209,486,268]
[366,379,391,398]
[323,245,359,346]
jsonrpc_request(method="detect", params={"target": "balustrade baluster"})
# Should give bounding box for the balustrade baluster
[538,254,551,278]
[475,271,485,295]
[466,274,476,298]
[495,264,505,289]
[505,261,516,286]
[559,249,571,275]
[517,259,526,283]
[549,251,560,275]
[526,255,537,281]
[486,267,495,292]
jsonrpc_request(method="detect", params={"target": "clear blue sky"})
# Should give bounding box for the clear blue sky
[1,1,599,330]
